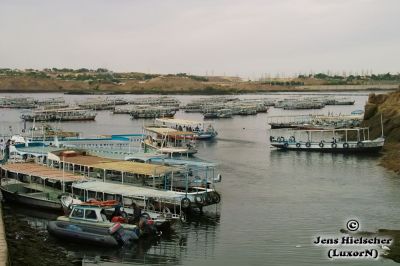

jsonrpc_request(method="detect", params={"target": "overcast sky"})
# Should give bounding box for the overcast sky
[0,0,399,78]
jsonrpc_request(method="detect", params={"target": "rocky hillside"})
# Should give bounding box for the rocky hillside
[362,90,400,173]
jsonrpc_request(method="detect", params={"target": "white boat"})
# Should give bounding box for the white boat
[45,151,221,210]
[270,127,385,153]
[155,118,218,140]
[61,194,182,229]
[71,180,221,212]
[144,127,198,156]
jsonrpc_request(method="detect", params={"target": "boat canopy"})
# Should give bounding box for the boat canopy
[14,146,62,157]
[298,127,370,133]
[0,163,86,182]
[73,181,183,200]
[49,152,176,176]
[56,154,117,166]
[145,127,197,136]
[148,158,217,167]
[30,107,89,114]
[155,118,203,127]
[89,161,175,176]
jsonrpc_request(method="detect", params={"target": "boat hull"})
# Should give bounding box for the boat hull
[271,141,384,153]
[47,221,120,247]
[0,185,62,211]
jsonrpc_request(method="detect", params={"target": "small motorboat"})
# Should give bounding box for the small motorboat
[61,195,175,231]
[47,221,138,247]
[58,199,158,236]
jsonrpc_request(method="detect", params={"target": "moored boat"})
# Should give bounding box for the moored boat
[0,162,87,210]
[0,178,62,211]
[61,195,179,230]
[155,118,218,140]
[270,127,385,153]
[143,127,198,156]
[20,107,97,122]
[47,220,138,247]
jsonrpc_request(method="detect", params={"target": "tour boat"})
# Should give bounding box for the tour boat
[270,127,385,153]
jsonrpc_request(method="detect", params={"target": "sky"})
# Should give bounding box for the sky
[0,0,399,78]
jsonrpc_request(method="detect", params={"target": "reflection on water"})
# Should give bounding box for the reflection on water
[1,92,400,265]
[3,202,220,265]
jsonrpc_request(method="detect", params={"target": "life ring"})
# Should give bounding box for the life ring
[283,142,289,148]
[343,143,349,148]
[319,142,324,148]
[357,141,364,147]
[194,194,204,205]
[205,193,213,204]
[181,197,191,209]
[296,143,301,148]
[305,142,311,148]
[212,192,221,204]
[331,143,337,148]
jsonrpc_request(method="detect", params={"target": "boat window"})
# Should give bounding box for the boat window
[71,208,84,218]
[85,209,97,220]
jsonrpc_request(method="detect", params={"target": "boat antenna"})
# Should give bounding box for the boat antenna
[380,113,384,138]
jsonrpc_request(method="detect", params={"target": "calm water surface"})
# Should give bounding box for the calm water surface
[1,92,399,266]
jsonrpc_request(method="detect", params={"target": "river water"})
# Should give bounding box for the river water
[1,92,400,266]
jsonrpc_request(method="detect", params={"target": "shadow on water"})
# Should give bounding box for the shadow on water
[2,201,221,265]
[269,148,383,159]
[3,203,80,266]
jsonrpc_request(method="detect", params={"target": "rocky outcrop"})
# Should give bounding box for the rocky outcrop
[362,90,400,173]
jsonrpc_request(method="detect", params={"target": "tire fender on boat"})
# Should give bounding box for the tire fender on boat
[283,142,289,148]
[212,192,221,204]
[319,141,324,148]
[357,141,364,147]
[296,143,301,148]
[181,197,191,209]
[331,143,337,148]
[194,194,204,205]
[306,142,311,148]
[343,142,349,148]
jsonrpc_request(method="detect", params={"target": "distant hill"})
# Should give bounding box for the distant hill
[0,68,398,94]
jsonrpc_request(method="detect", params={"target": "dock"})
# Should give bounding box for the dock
[0,201,8,265]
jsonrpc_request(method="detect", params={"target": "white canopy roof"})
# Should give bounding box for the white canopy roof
[73,181,183,200]
[156,118,203,126]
